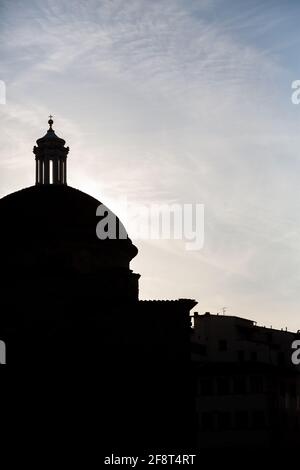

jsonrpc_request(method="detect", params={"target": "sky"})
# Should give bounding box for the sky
[1,0,300,330]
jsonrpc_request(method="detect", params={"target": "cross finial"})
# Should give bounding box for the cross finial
[48,114,54,129]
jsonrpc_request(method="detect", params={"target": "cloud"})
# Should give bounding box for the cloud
[1,0,300,329]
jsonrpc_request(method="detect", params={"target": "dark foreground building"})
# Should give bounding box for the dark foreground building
[192,312,300,450]
[0,119,197,453]
[1,119,299,457]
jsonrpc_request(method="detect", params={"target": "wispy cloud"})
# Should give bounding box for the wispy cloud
[1,0,300,329]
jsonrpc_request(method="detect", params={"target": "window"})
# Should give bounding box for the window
[202,412,214,431]
[216,377,230,395]
[292,416,299,430]
[233,376,247,394]
[278,352,285,366]
[237,350,245,362]
[290,382,297,398]
[50,160,53,184]
[200,378,214,396]
[250,351,258,362]
[280,381,286,397]
[250,375,263,394]
[216,412,231,430]
[218,339,227,352]
[235,411,248,429]
[192,343,207,356]
[252,410,265,429]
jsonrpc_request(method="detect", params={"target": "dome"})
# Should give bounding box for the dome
[0,184,138,276]
[0,117,140,303]
[35,126,66,147]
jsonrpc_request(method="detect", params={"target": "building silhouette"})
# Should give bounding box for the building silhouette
[0,119,197,452]
[192,312,300,449]
[1,118,299,454]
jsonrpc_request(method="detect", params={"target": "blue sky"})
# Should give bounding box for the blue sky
[1,0,300,329]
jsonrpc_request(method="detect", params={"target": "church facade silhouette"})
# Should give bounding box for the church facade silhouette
[0,118,197,452]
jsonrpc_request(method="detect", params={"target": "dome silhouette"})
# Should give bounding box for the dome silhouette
[0,184,138,276]
[0,117,197,453]
[0,117,140,303]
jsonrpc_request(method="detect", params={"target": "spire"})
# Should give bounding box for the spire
[33,116,69,185]
[48,115,53,129]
